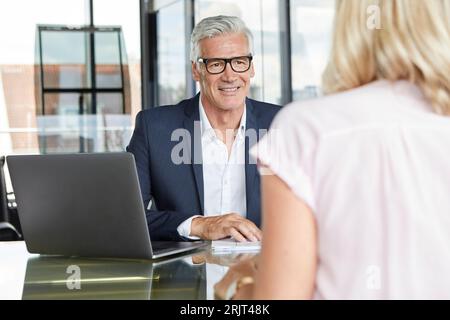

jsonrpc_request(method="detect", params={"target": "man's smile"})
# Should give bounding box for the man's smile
[218,86,241,93]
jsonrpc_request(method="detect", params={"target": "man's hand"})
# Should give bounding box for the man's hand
[191,251,257,266]
[190,213,262,242]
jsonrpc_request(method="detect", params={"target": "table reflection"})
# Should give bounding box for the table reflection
[20,249,258,300]
[189,251,258,300]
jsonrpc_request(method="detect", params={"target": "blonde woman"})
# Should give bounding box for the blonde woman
[215,0,450,299]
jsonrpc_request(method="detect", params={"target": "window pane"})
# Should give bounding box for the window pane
[0,0,86,65]
[95,31,123,88]
[97,93,132,153]
[38,93,131,153]
[40,93,92,153]
[43,92,91,115]
[290,0,334,100]
[1,0,137,197]
[40,30,91,88]
[97,93,124,114]
[94,0,141,120]
[157,0,187,105]
[0,0,87,160]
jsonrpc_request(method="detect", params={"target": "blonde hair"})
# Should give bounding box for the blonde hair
[322,0,450,115]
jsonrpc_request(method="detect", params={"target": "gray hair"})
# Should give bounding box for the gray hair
[190,15,254,62]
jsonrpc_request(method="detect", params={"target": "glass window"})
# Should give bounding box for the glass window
[156,0,188,106]
[36,26,131,154]
[43,92,91,116]
[0,0,139,160]
[40,30,91,89]
[0,0,140,197]
[40,93,92,153]
[95,31,124,89]
[93,0,141,118]
[97,93,124,114]
[290,0,334,100]
[0,0,86,160]
[38,92,129,154]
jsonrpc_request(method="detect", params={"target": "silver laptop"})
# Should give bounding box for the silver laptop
[7,153,207,260]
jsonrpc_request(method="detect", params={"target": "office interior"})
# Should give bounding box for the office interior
[0,0,333,300]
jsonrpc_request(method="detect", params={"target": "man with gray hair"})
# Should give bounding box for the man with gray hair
[127,15,281,241]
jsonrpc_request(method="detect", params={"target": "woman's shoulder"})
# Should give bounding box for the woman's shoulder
[283,81,391,114]
[273,80,423,137]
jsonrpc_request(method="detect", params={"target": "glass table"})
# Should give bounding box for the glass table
[0,241,257,300]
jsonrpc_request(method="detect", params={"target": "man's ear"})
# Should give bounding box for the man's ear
[192,62,201,81]
[249,63,255,78]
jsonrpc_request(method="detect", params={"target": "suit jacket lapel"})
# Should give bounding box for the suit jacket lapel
[183,94,204,214]
[245,98,260,225]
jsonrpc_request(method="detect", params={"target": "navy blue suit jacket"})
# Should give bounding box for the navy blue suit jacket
[127,94,281,241]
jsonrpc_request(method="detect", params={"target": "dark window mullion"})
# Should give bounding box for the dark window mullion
[38,28,45,116]
[38,27,47,153]
[148,11,158,108]
[39,26,121,32]
[279,0,293,105]
[43,88,123,93]
[90,28,97,115]
[185,0,195,98]
[117,31,126,114]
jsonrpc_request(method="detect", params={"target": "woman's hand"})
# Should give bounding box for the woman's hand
[213,255,258,300]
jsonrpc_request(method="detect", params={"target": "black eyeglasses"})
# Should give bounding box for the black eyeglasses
[197,55,253,74]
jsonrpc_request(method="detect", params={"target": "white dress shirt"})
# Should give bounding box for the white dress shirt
[177,98,247,238]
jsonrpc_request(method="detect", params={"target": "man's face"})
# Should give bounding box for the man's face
[192,33,255,112]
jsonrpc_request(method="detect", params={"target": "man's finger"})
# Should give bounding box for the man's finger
[237,218,262,241]
[234,223,258,242]
[243,220,262,241]
[253,228,262,241]
[229,227,247,242]
[239,221,262,242]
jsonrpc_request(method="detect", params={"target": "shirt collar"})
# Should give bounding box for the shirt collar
[199,95,246,140]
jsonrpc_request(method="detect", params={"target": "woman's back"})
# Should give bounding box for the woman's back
[216,0,450,301]
[265,80,450,299]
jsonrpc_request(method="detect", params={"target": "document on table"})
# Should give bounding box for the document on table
[211,237,261,253]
